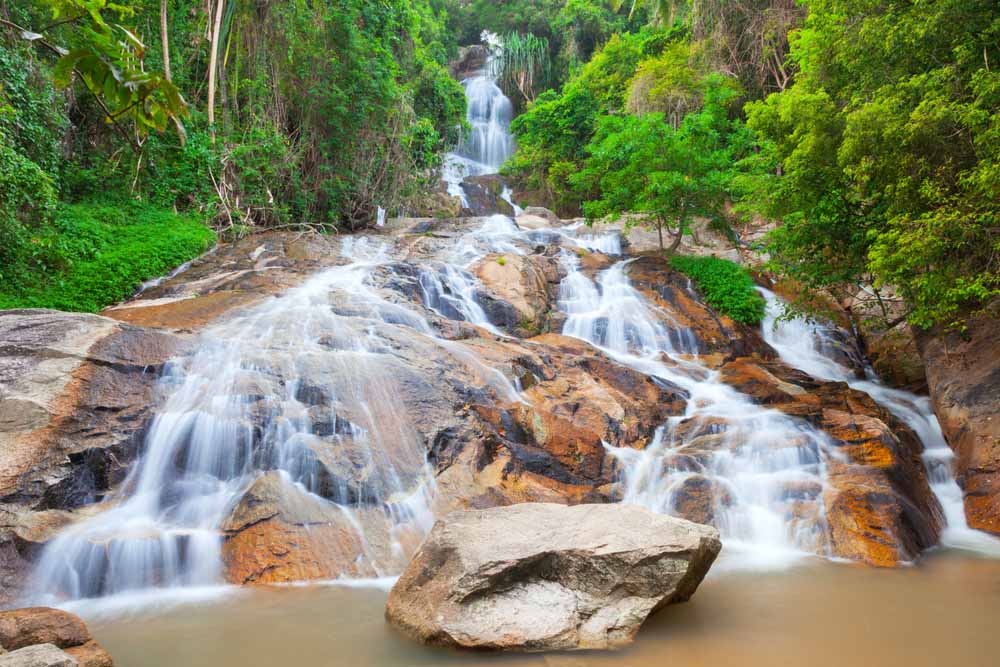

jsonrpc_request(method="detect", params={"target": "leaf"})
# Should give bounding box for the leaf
[53,49,91,88]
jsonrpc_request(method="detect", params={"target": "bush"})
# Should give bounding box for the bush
[0,143,58,288]
[0,203,216,313]
[669,255,765,325]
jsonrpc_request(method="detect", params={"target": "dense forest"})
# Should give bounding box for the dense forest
[1,0,998,331]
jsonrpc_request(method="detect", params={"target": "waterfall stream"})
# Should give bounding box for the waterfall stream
[25,36,997,614]
[442,44,515,206]
[758,289,1000,556]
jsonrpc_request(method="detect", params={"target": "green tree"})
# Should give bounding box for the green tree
[573,75,745,251]
[740,0,1000,329]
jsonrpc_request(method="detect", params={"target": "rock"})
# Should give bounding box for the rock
[221,472,410,584]
[450,45,488,80]
[626,256,769,359]
[460,176,515,217]
[522,207,560,225]
[0,609,110,667]
[0,645,77,667]
[867,325,926,393]
[718,358,943,565]
[0,310,179,603]
[385,503,721,651]
[917,302,1000,535]
[513,214,551,231]
[471,253,558,334]
[0,609,88,652]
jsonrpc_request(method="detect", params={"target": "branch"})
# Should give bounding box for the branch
[0,18,140,152]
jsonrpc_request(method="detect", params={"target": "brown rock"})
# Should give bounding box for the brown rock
[472,253,557,333]
[62,642,112,667]
[221,472,409,584]
[385,503,721,652]
[0,609,87,652]
[917,303,1000,535]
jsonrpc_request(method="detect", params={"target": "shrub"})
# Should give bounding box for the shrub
[0,203,215,313]
[669,255,765,325]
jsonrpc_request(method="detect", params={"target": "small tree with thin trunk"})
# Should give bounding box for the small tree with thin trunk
[572,75,743,252]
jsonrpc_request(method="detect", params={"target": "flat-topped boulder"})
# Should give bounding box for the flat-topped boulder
[385,503,721,652]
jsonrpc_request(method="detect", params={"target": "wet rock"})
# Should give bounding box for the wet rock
[917,304,1000,535]
[0,608,111,667]
[719,357,943,566]
[868,325,926,393]
[471,254,558,335]
[626,256,769,359]
[460,176,515,217]
[221,472,410,584]
[669,475,734,527]
[450,45,489,80]
[522,207,560,225]
[385,503,721,651]
[0,644,77,667]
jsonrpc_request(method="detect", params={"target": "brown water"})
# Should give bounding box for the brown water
[85,552,1000,667]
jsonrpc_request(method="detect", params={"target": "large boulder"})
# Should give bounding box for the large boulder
[0,608,111,667]
[0,644,77,667]
[471,253,559,335]
[385,503,721,652]
[917,303,1000,535]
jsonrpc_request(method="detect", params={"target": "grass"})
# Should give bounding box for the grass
[669,255,766,326]
[0,202,216,313]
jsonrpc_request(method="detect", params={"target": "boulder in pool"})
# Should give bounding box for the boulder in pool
[385,503,721,651]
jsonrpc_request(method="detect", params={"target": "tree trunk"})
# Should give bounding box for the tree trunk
[160,0,171,81]
[207,0,225,143]
[667,224,684,255]
[656,218,664,250]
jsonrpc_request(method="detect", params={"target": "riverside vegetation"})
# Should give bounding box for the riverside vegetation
[3,0,997,331]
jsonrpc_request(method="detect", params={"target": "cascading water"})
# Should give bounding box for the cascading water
[27,238,528,606]
[443,39,516,206]
[758,289,1000,556]
[558,254,841,568]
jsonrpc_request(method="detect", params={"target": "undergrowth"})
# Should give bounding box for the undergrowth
[669,255,765,326]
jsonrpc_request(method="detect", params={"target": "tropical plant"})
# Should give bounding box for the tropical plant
[491,32,552,104]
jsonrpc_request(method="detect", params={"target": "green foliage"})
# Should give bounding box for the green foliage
[738,0,1000,329]
[505,28,665,213]
[0,144,59,287]
[572,75,747,249]
[0,203,215,313]
[19,0,189,143]
[492,32,552,105]
[669,255,765,325]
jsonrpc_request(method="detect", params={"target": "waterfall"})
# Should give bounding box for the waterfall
[27,238,524,605]
[558,253,840,568]
[758,288,1000,556]
[442,46,516,206]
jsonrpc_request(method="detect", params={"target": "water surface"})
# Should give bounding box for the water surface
[88,552,1000,667]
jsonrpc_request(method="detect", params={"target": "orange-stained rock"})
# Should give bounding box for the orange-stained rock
[626,255,771,359]
[471,253,559,334]
[64,641,114,667]
[0,607,111,665]
[0,609,88,651]
[221,472,410,585]
[917,303,1000,535]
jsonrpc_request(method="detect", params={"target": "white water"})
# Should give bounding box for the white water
[758,289,1000,557]
[559,255,841,569]
[442,45,515,207]
[27,238,529,607]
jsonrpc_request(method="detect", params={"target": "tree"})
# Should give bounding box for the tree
[610,0,685,25]
[573,75,745,251]
[207,0,224,142]
[2,0,188,148]
[739,0,1000,329]
[491,32,551,105]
